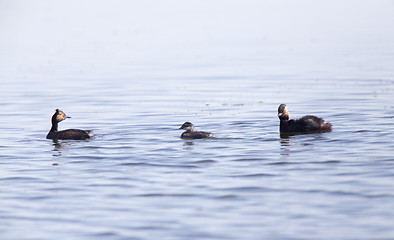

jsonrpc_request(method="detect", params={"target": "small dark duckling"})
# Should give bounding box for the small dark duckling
[278,104,332,133]
[179,122,214,139]
[46,109,94,140]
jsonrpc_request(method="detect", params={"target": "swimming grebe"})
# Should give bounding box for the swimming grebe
[277,104,332,133]
[46,109,94,140]
[179,122,214,139]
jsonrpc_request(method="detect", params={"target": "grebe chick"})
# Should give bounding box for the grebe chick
[179,122,214,139]
[277,104,332,133]
[46,109,94,140]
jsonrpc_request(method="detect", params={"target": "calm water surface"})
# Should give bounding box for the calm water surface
[1,1,394,240]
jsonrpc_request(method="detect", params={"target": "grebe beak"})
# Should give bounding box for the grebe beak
[66,116,71,118]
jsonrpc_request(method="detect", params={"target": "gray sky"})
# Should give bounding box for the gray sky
[1,0,394,74]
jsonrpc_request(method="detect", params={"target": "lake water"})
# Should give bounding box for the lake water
[1,1,394,239]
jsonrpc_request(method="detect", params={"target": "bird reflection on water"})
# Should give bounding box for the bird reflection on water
[182,141,195,150]
[280,137,291,157]
[51,139,66,157]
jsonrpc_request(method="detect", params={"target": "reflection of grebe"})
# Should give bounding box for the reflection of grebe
[280,138,291,147]
[279,137,292,157]
[277,104,332,133]
[179,122,214,139]
[51,139,64,157]
[46,109,94,140]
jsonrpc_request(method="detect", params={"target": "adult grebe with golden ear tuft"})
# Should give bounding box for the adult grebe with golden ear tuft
[277,104,332,133]
[46,109,94,140]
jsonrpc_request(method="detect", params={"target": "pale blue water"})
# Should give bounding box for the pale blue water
[1,1,394,239]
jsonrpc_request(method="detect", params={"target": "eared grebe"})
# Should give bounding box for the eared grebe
[46,109,94,140]
[179,122,214,139]
[277,104,332,133]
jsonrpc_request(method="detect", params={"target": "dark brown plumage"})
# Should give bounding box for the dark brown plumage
[46,109,93,140]
[278,104,332,133]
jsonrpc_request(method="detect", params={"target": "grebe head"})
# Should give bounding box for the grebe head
[278,104,289,121]
[53,109,71,123]
[179,122,194,132]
